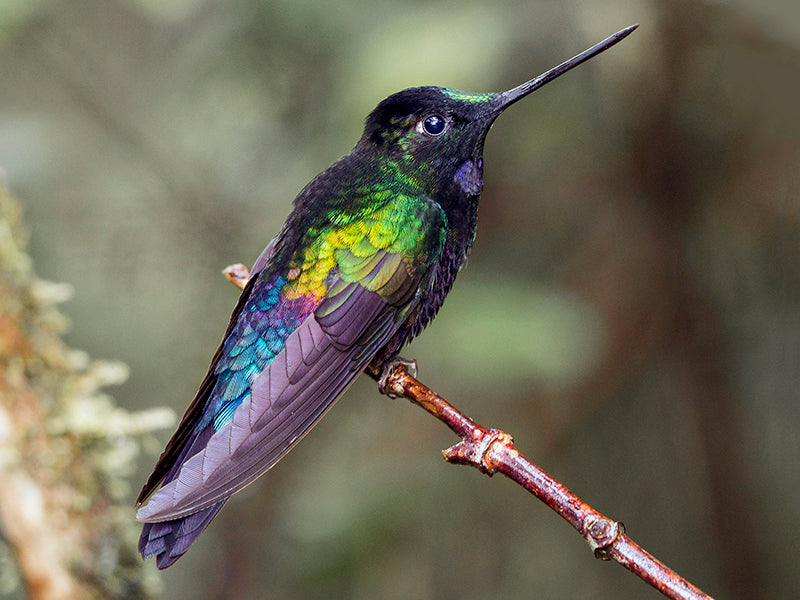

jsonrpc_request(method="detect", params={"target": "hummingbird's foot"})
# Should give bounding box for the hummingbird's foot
[222,263,251,290]
[377,356,418,399]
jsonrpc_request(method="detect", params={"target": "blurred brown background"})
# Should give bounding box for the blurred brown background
[1,0,798,598]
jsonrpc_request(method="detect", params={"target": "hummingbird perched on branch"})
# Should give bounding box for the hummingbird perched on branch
[136,24,638,568]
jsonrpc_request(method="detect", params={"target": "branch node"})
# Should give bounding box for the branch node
[443,429,513,475]
[584,516,625,560]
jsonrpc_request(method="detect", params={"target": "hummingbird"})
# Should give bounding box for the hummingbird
[136,25,637,568]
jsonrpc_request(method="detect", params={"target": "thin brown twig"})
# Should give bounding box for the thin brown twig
[381,368,715,600]
[222,263,714,600]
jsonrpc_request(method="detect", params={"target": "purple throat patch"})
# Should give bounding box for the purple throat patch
[454,158,483,195]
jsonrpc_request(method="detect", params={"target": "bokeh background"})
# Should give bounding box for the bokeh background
[1,0,798,598]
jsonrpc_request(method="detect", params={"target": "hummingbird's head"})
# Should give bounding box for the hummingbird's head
[355,24,637,199]
[358,86,503,196]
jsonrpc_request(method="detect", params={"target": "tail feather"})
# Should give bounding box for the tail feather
[139,501,227,569]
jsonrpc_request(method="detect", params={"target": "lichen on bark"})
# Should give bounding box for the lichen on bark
[0,181,173,600]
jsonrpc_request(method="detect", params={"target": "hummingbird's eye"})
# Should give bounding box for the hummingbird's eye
[421,114,446,136]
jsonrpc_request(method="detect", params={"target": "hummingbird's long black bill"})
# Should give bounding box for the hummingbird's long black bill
[492,24,638,114]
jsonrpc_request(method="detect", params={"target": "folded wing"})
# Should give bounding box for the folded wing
[137,195,445,525]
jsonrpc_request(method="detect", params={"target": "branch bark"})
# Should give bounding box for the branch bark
[224,262,716,600]
[381,367,715,600]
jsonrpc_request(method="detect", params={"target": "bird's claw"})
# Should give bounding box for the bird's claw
[378,357,418,398]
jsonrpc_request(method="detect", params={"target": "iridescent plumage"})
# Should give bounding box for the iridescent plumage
[137,26,637,568]
[137,122,452,566]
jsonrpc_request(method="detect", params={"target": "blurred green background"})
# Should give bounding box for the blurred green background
[1,0,798,598]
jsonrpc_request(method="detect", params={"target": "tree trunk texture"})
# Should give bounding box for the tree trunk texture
[0,182,170,600]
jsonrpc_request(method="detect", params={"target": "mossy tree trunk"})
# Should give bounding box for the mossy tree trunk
[0,182,172,600]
